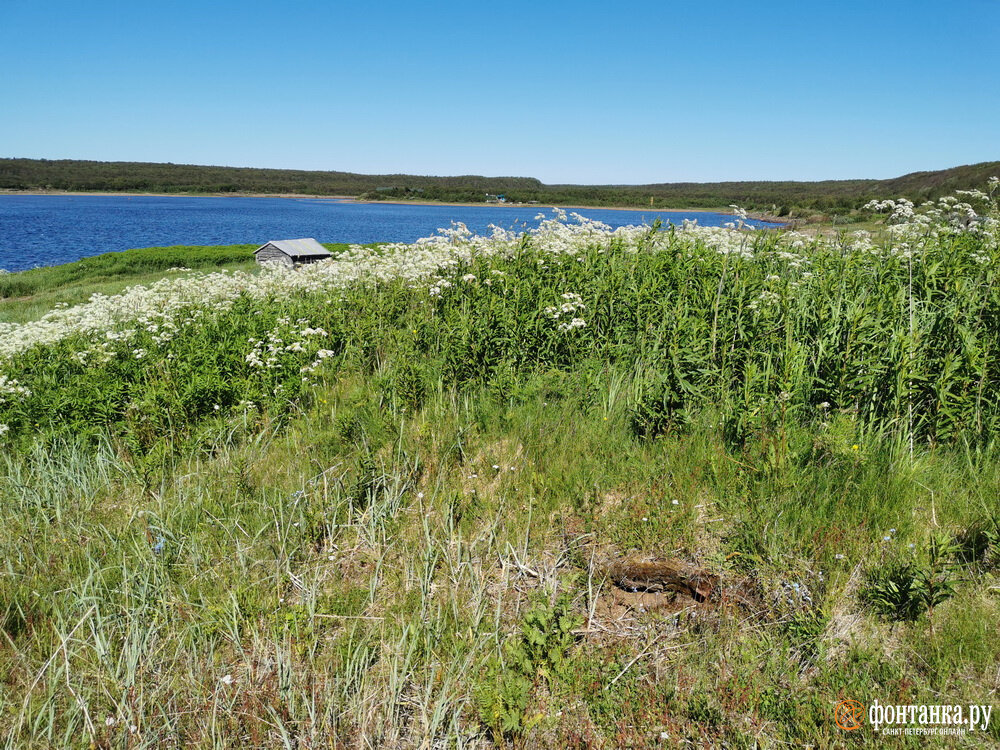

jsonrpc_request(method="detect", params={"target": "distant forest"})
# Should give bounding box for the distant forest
[2,158,998,217]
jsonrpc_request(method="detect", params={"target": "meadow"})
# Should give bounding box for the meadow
[1,189,999,747]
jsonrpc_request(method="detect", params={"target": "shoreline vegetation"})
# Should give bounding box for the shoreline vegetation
[1,188,999,745]
[3,156,999,224]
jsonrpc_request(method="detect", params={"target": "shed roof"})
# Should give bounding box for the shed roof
[255,238,332,259]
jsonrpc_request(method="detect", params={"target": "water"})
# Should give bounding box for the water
[0,195,782,272]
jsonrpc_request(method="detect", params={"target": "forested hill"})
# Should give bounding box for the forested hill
[1,157,998,216]
[0,159,542,200]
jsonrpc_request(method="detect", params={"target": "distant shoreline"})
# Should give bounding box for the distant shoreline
[0,189,787,224]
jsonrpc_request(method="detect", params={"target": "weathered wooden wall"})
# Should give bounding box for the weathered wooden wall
[255,244,294,267]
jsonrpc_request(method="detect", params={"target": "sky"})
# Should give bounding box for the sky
[2,0,999,184]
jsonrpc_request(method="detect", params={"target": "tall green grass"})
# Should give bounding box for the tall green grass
[1,371,997,746]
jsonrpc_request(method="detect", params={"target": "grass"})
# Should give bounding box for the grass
[1,373,997,747]
[0,244,259,294]
[0,206,999,746]
[0,245,256,324]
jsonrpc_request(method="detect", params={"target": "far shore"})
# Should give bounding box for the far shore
[0,189,789,225]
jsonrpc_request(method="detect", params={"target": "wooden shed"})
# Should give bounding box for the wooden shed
[254,238,332,268]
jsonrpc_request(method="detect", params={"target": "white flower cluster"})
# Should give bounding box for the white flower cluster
[0,375,29,438]
[920,195,979,228]
[544,292,585,318]
[245,318,329,368]
[0,374,31,404]
[300,348,338,381]
[558,317,587,331]
[865,198,917,224]
[724,204,751,230]
[867,182,1000,235]
[748,290,782,312]
[428,279,453,297]
[544,292,587,332]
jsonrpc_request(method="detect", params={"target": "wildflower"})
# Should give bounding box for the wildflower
[0,375,31,403]
[220,674,234,685]
[834,554,845,560]
[557,317,587,332]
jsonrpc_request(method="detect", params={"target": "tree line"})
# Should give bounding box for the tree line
[2,157,997,217]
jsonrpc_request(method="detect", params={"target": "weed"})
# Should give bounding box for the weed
[862,532,960,622]
[474,596,582,742]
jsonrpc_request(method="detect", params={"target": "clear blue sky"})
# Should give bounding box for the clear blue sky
[2,1,998,184]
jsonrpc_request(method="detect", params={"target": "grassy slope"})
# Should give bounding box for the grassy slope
[0,243,363,323]
[1,233,999,747]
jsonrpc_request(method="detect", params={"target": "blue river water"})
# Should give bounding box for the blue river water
[0,195,782,272]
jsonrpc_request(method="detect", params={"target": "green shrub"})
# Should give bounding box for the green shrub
[382,359,428,412]
[509,595,582,681]
[474,596,582,742]
[473,657,533,744]
[862,533,960,621]
[630,373,690,438]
